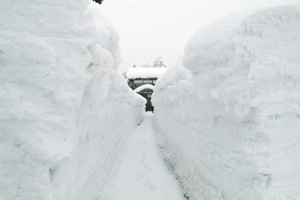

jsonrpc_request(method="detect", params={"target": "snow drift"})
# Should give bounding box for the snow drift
[0,1,144,200]
[153,6,300,200]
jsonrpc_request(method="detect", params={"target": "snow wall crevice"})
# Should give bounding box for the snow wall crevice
[153,6,300,200]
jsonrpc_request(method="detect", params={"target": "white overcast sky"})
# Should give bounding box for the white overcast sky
[100,0,299,72]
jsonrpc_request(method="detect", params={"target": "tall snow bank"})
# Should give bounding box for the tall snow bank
[153,6,300,200]
[0,1,145,200]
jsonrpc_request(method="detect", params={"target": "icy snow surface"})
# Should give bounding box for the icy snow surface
[98,113,185,200]
[153,6,300,200]
[0,1,144,200]
[126,67,167,79]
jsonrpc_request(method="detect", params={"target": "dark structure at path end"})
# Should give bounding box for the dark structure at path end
[126,68,166,112]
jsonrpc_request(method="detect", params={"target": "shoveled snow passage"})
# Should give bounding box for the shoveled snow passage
[98,113,185,200]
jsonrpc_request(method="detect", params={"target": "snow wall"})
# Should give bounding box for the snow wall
[0,1,145,200]
[153,6,300,200]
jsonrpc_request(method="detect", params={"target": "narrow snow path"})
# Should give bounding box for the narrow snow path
[98,113,185,200]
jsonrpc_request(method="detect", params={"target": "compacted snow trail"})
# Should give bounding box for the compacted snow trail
[98,113,185,200]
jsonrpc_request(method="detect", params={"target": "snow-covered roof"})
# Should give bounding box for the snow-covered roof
[134,84,155,93]
[126,67,167,79]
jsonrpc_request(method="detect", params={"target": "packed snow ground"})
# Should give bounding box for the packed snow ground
[98,113,185,200]
[153,6,300,200]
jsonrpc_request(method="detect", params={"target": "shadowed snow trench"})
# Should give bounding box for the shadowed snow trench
[98,113,185,200]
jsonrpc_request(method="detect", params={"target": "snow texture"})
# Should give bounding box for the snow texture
[99,113,185,200]
[0,1,145,200]
[153,6,300,200]
[126,67,167,79]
